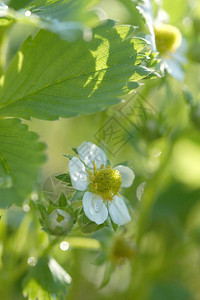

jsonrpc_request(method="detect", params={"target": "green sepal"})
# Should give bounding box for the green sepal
[71,147,78,155]
[63,154,73,160]
[105,216,118,232]
[78,213,105,233]
[74,207,82,220]
[70,190,85,201]
[36,203,49,222]
[55,173,72,185]
[58,192,68,207]
[113,161,132,167]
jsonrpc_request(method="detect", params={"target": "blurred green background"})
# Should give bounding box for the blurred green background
[1,0,200,299]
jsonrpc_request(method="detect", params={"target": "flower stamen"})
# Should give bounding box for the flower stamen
[89,171,94,179]
[154,24,182,56]
[89,165,122,201]
[93,160,97,173]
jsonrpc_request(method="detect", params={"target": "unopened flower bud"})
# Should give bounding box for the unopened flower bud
[48,209,73,236]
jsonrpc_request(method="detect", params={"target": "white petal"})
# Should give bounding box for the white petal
[160,59,168,75]
[156,9,169,24]
[114,165,135,188]
[136,182,146,201]
[173,39,187,63]
[69,157,89,191]
[162,58,184,82]
[77,141,107,168]
[108,195,131,225]
[82,192,108,225]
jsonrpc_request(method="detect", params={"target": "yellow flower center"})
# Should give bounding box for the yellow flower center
[154,24,182,56]
[90,163,122,201]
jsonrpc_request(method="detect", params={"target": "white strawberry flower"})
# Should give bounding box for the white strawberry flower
[69,142,135,225]
[136,0,187,81]
[147,23,187,82]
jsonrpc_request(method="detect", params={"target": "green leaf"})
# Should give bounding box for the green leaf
[0,0,99,41]
[0,0,99,73]
[0,21,152,120]
[0,118,46,207]
[23,257,71,300]
[29,0,99,32]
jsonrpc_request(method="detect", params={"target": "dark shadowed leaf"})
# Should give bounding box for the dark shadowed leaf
[0,118,46,207]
